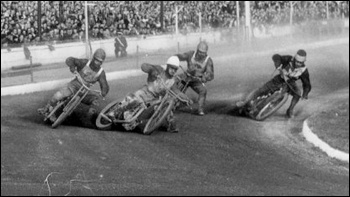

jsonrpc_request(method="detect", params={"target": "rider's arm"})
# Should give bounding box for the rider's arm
[141,63,157,73]
[272,54,282,69]
[98,71,109,97]
[299,69,311,99]
[273,55,293,81]
[65,57,87,73]
[203,58,214,82]
[141,63,163,82]
[175,51,193,62]
[272,54,287,80]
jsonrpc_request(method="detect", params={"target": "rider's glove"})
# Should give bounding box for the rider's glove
[201,76,207,83]
[186,99,194,106]
[152,70,160,79]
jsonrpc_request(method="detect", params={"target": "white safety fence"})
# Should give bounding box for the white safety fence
[1,36,348,97]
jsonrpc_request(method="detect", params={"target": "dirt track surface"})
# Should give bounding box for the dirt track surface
[1,37,349,195]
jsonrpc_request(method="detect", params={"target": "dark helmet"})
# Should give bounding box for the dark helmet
[272,54,281,62]
[93,48,106,62]
[197,41,208,53]
[295,49,307,63]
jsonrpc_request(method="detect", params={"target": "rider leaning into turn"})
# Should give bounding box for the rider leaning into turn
[108,56,193,133]
[175,41,214,116]
[38,48,109,121]
[237,49,311,118]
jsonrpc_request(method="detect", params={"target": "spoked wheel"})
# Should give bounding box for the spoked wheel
[96,99,122,130]
[252,93,288,121]
[44,101,65,123]
[143,98,175,135]
[52,96,80,128]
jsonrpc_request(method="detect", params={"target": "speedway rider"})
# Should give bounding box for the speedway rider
[175,41,214,116]
[38,48,109,122]
[107,56,192,133]
[237,49,311,118]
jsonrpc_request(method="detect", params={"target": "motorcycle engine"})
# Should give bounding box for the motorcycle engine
[121,106,141,131]
[122,121,138,131]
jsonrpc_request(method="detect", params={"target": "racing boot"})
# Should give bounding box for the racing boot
[236,101,246,108]
[49,114,57,123]
[286,96,299,118]
[38,104,53,117]
[167,121,179,133]
[198,108,205,116]
[198,97,206,116]
[88,107,98,124]
[286,108,294,118]
[166,111,178,133]
[88,107,97,116]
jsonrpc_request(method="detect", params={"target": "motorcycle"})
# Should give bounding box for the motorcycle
[175,66,205,95]
[42,72,102,128]
[237,74,301,121]
[95,69,192,135]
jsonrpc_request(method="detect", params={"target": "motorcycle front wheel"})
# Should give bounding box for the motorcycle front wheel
[252,93,288,121]
[52,96,80,128]
[143,98,175,135]
[95,99,121,130]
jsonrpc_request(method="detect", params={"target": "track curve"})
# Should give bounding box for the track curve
[1,39,349,195]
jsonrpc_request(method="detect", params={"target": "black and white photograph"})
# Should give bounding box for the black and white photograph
[1,1,349,196]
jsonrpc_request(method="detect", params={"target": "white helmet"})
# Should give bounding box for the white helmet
[166,56,180,68]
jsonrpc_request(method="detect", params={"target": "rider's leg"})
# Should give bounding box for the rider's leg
[38,86,73,115]
[51,87,73,105]
[165,110,178,133]
[237,75,283,107]
[82,93,100,115]
[286,82,301,118]
[286,96,300,118]
[127,89,153,110]
[190,81,207,116]
[236,88,263,107]
[107,89,151,121]
[106,94,138,121]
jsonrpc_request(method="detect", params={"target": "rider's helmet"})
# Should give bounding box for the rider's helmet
[294,49,307,63]
[272,54,281,62]
[197,41,208,53]
[166,56,180,69]
[93,48,106,62]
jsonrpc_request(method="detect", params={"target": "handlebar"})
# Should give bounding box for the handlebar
[270,68,302,98]
[179,66,206,87]
[156,75,191,105]
[74,72,104,99]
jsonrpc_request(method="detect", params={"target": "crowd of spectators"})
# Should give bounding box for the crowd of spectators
[251,1,349,26]
[1,1,349,48]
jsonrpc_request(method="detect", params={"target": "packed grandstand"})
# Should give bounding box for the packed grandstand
[1,1,349,48]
